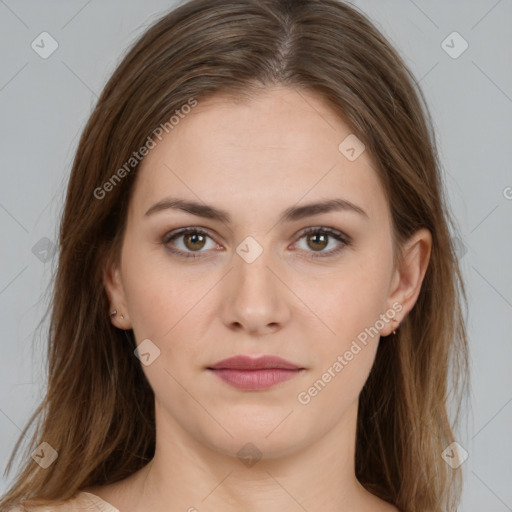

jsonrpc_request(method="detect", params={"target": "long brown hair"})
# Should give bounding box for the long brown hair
[1,1,469,510]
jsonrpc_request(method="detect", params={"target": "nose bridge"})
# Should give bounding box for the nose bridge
[232,237,277,300]
[221,235,290,333]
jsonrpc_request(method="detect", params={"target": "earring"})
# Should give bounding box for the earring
[392,319,400,335]
[110,310,125,320]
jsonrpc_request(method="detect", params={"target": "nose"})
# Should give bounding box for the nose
[220,245,291,336]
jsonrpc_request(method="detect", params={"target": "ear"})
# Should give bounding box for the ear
[381,228,432,336]
[103,254,132,330]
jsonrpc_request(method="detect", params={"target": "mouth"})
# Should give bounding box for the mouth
[206,355,305,391]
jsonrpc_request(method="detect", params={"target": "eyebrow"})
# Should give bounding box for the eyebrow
[144,197,368,223]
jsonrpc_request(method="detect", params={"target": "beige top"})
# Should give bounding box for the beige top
[11,492,120,512]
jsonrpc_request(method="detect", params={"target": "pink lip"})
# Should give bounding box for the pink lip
[208,355,302,371]
[207,355,305,391]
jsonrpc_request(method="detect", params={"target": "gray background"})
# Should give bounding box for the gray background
[1,0,511,510]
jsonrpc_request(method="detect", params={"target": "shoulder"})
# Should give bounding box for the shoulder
[7,491,120,512]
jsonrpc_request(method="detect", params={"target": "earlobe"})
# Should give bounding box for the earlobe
[103,257,132,329]
[384,228,432,335]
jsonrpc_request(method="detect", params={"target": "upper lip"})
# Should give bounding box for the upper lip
[207,355,303,370]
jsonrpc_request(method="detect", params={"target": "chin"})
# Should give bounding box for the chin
[198,421,312,462]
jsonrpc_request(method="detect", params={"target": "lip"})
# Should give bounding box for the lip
[207,355,305,391]
[208,355,303,370]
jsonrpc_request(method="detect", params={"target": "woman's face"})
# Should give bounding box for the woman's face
[105,86,425,460]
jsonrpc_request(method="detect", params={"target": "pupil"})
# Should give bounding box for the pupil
[309,233,327,251]
[185,233,205,250]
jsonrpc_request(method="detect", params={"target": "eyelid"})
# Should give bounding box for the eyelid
[161,226,213,245]
[292,226,350,258]
[161,225,351,259]
[162,227,220,259]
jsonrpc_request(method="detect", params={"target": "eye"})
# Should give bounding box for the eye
[293,227,350,258]
[162,228,221,259]
[162,226,351,260]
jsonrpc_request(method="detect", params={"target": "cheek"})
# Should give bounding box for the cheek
[303,251,393,343]
[297,248,392,400]
[120,239,199,342]
[120,242,224,377]
[296,270,388,417]
[120,246,210,402]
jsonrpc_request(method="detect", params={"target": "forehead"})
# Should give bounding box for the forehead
[131,87,388,225]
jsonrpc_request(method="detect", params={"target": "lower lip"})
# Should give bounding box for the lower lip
[208,368,303,390]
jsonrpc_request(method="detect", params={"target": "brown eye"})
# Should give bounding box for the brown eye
[306,232,329,251]
[294,227,351,259]
[162,228,218,259]
[183,232,207,251]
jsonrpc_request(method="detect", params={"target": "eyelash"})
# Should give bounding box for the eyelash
[161,226,351,260]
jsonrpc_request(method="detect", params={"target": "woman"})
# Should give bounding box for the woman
[1,0,469,511]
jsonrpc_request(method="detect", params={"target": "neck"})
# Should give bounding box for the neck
[122,400,379,512]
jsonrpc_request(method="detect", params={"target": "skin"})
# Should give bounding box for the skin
[85,86,431,512]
